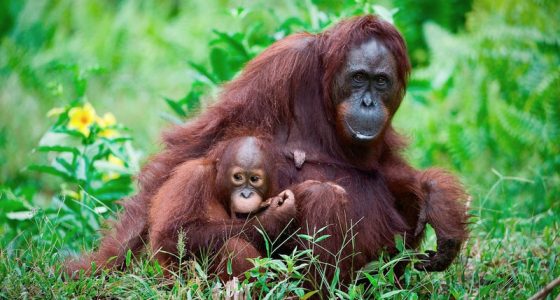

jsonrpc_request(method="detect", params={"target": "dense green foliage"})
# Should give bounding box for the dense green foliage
[1,0,558,298]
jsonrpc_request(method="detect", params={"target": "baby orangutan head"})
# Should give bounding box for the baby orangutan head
[215,136,276,218]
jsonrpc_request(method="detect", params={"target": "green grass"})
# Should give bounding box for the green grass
[1,0,559,298]
[1,206,558,299]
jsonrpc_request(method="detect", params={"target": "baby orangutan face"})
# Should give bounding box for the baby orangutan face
[228,164,269,216]
[217,137,273,218]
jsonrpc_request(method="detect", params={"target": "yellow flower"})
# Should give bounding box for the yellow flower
[68,103,97,136]
[97,113,116,128]
[97,113,118,138]
[108,154,124,167]
[99,128,118,138]
[102,154,125,182]
[61,190,81,200]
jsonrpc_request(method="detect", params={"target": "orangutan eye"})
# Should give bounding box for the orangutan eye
[374,75,389,88]
[250,176,260,183]
[352,72,367,83]
[233,173,244,182]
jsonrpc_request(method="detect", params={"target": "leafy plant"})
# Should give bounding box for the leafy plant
[400,0,560,220]
[0,71,142,250]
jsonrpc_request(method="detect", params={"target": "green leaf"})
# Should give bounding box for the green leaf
[394,234,404,252]
[212,30,249,59]
[494,99,547,145]
[164,97,186,117]
[74,74,87,97]
[188,61,217,84]
[256,227,270,256]
[363,272,378,288]
[184,82,204,112]
[27,164,73,181]
[0,199,28,212]
[315,234,331,243]
[297,234,314,241]
[37,145,80,155]
[194,262,207,280]
[106,136,133,143]
[380,289,405,299]
[54,156,75,174]
[330,268,340,290]
[210,47,231,82]
[125,249,132,267]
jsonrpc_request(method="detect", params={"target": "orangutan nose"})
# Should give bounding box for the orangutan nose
[361,96,373,107]
[241,190,253,199]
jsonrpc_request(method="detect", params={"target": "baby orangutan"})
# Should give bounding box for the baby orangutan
[148,136,296,280]
[65,136,296,280]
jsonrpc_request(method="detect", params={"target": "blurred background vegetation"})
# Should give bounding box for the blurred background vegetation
[0,0,558,298]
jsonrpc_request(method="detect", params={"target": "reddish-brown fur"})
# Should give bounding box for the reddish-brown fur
[66,15,468,286]
[67,136,296,279]
[148,136,296,280]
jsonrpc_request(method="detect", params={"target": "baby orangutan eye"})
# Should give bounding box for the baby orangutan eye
[233,173,244,182]
[250,176,260,183]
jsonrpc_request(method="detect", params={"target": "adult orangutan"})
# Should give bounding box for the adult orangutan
[66,15,468,286]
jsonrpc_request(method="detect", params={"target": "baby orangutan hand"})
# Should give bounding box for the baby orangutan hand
[257,189,297,229]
